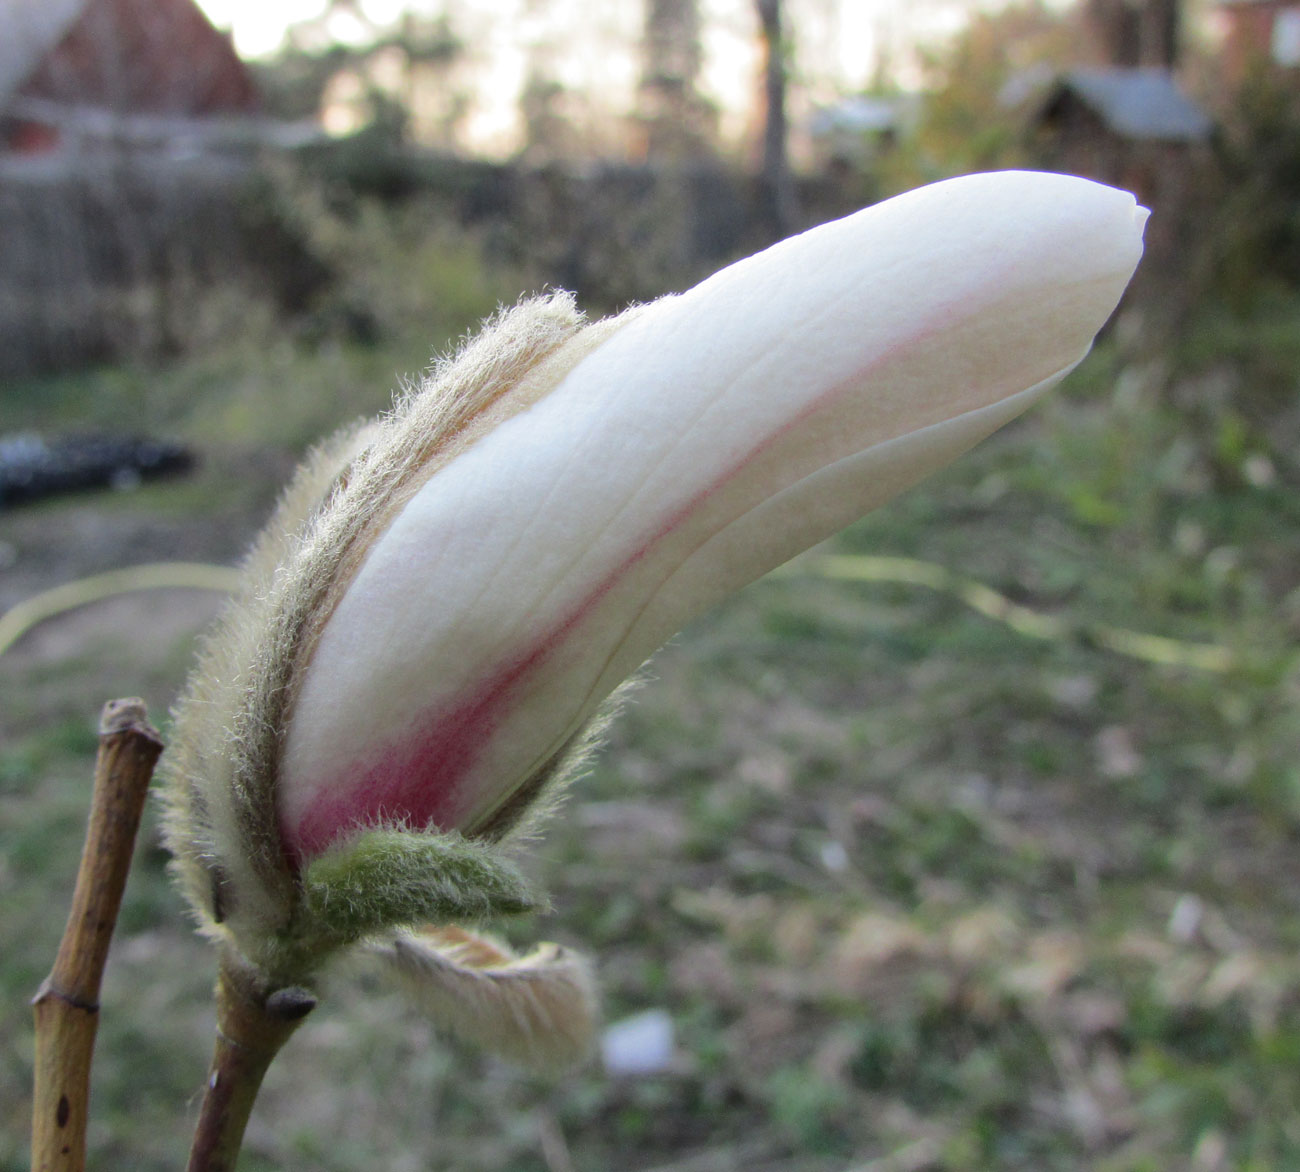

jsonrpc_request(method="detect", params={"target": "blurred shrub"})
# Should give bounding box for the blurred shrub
[0,152,344,378]
[1210,76,1300,310]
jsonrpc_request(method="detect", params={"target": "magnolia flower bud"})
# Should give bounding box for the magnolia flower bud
[163,170,1145,999]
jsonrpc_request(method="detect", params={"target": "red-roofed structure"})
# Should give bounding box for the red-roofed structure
[0,0,258,153]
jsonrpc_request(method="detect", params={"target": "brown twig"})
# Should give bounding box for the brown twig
[185,961,316,1172]
[31,698,163,1172]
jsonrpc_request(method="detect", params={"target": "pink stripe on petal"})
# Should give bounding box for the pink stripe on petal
[280,177,1143,862]
[282,304,1057,862]
[283,483,717,861]
[286,675,507,861]
[284,555,639,861]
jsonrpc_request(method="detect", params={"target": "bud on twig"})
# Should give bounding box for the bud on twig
[162,171,1145,1042]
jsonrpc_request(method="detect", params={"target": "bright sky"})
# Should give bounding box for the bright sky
[195,0,1052,154]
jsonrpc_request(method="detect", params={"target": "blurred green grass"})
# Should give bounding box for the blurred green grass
[2,227,1299,1172]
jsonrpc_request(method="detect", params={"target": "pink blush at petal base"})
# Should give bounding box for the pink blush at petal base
[281,353,979,862]
[284,664,523,863]
[282,562,632,863]
[280,264,1105,866]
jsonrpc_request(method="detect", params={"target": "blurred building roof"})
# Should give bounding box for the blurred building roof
[1011,68,1213,143]
[0,0,85,112]
[0,0,258,152]
[805,95,920,168]
[808,96,912,138]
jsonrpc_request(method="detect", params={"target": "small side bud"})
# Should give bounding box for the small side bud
[264,987,318,1022]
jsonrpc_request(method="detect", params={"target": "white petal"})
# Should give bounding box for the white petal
[279,171,1145,853]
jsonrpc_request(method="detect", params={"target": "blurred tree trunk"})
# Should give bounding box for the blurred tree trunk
[640,0,710,159]
[756,0,798,240]
[1088,0,1140,66]
[1087,0,1180,68]
[1141,0,1180,68]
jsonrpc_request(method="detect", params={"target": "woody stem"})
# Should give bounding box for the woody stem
[185,958,316,1172]
[30,699,163,1172]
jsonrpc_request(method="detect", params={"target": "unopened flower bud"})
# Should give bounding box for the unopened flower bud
[163,169,1145,997]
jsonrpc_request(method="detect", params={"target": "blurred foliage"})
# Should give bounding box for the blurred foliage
[872,1,1087,190]
[904,1,1086,180]
[3,178,527,451]
[1203,75,1300,312]
[252,6,465,146]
